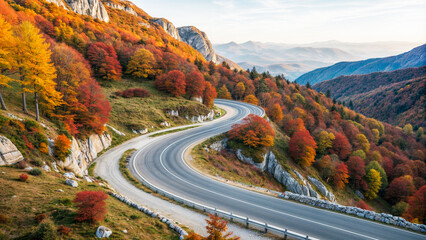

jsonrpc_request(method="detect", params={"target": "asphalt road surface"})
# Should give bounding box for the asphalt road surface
[102,99,426,240]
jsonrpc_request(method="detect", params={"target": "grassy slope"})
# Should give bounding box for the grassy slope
[103,79,211,136]
[0,78,212,239]
[0,166,179,239]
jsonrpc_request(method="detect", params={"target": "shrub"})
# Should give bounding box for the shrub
[115,88,150,98]
[74,191,108,223]
[57,226,71,236]
[392,201,409,216]
[31,158,44,167]
[32,220,56,240]
[20,173,29,182]
[39,142,49,154]
[17,160,27,169]
[0,214,8,224]
[29,168,42,176]
[356,201,370,210]
[35,213,47,223]
[54,134,71,161]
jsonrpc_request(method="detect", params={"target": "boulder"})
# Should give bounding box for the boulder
[160,121,171,127]
[308,176,335,202]
[65,179,78,187]
[355,190,364,199]
[0,135,24,166]
[42,165,51,172]
[209,140,226,152]
[64,172,75,179]
[95,226,112,238]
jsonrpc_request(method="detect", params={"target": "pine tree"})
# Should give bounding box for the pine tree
[13,22,62,121]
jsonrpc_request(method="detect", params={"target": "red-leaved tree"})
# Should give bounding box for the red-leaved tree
[289,130,317,167]
[203,82,217,108]
[73,191,108,223]
[406,186,426,223]
[78,78,111,135]
[228,114,275,148]
[186,71,206,99]
[86,42,122,81]
[346,156,366,189]
[331,133,352,160]
[386,175,416,203]
[155,70,186,97]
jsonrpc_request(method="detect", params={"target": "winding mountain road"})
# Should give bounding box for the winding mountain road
[97,99,425,240]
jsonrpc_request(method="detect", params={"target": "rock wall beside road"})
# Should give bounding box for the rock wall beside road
[58,133,112,177]
[281,191,426,233]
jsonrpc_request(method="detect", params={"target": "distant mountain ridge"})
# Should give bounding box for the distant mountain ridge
[214,41,420,80]
[313,66,426,127]
[296,44,426,85]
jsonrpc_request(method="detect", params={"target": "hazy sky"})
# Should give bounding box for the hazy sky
[136,0,426,44]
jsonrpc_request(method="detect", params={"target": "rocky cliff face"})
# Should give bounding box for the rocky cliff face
[45,0,68,9]
[177,26,217,63]
[0,135,24,166]
[58,132,112,176]
[151,18,181,41]
[64,0,110,22]
[105,1,137,16]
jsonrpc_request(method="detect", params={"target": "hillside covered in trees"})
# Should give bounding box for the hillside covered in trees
[0,0,425,237]
[314,66,426,128]
[296,44,426,85]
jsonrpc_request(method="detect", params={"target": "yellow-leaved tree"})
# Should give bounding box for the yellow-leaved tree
[126,49,157,79]
[0,16,15,110]
[365,169,382,199]
[13,22,62,121]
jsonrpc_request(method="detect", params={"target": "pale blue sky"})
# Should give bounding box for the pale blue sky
[136,0,426,44]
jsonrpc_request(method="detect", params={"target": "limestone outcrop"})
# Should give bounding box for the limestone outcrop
[57,133,112,177]
[105,1,137,16]
[151,18,181,41]
[177,26,217,63]
[65,0,110,22]
[0,135,24,166]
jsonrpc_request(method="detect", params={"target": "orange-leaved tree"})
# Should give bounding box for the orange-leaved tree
[0,15,15,110]
[184,214,240,240]
[228,114,275,148]
[73,191,108,223]
[244,94,259,105]
[54,134,72,161]
[289,130,317,167]
[205,214,240,240]
[203,81,217,108]
[269,103,283,123]
[332,162,349,190]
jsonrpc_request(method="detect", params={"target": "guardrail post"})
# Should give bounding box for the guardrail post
[203,207,206,212]
[214,208,217,216]
[264,223,268,233]
[246,217,249,228]
[230,212,233,222]
[305,235,309,240]
[283,229,288,239]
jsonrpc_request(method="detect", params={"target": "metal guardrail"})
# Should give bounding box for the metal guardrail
[131,154,316,240]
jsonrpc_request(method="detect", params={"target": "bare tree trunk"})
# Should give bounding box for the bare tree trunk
[22,91,28,114]
[0,90,7,110]
[35,92,39,121]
